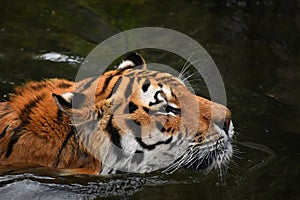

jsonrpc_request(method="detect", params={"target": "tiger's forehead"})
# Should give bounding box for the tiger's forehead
[122,68,186,95]
[122,68,183,87]
[95,68,187,103]
[117,69,184,105]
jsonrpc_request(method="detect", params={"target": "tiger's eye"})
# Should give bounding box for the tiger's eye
[165,105,181,115]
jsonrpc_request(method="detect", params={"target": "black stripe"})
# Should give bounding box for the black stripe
[57,82,72,89]
[56,109,64,122]
[29,82,47,91]
[132,119,141,126]
[5,128,21,158]
[131,71,158,78]
[0,103,10,119]
[125,119,173,151]
[82,76,98,91]
[0,125,9,139]
[134,71,146,76]
[20,94,45,121]
[96,71,124,98]
[158,83,163,88]
[148,71,160,77]
[5,111,34,158]
[128,101,138,114]
[106,115,121,148]
[98,76,114,96]
[165,106,181,115]
[135,136,173,151]
[105,76,122,99]
[155,77,174,82]
[52,127,75,168]
[155,121,164,132]
[124,78,135,99]
[149,90,163,107]
[124,70,145,77]
[136,77,142,83]
[142,80,151,92]
[97,109,103,121]
[5,94,44,158]
[6,134,19,157]
[170,88,177,99]
[142,106,149,114]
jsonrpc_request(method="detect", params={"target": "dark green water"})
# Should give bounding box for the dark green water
[0,0,299,199]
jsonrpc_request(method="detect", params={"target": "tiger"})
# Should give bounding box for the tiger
[0,52,234,175]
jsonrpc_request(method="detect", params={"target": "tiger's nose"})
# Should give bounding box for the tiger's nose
[223,117,231,135]
[195,95,232,136]
[213,105,231,136]
[215,117,231,136]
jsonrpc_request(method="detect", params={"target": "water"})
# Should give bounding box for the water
[0,0,299,199]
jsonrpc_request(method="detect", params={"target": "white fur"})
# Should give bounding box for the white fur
[120,133,141,154]
[139,84,166,107]
[167,102,178,108]
[228,121,234,139]
[101,128,189,174]
[61,92,74,103]
[117,60,135,69]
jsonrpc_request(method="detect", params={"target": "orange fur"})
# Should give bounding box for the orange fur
[0,54,232,175]
[0,79,101,173]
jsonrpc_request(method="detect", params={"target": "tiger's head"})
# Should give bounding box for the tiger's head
[53,53,234,175]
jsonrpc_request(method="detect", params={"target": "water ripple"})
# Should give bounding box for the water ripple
[34,52,84,65]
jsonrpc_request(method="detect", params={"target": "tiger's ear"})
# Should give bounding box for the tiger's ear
[117,52,147,70]
[52,92,86,115]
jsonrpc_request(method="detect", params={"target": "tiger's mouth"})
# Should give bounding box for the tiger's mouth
[164,139,232,173]
[183,138,233,171]
[164,121,234,173]
[187,121,235,171]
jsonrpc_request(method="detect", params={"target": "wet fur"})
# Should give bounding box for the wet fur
[0,53,233,175]
[0,80,101,174]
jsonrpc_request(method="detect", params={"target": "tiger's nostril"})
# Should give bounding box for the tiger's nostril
[222,118,231,135]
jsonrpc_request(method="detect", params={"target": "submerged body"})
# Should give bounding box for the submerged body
[0,53,234,175]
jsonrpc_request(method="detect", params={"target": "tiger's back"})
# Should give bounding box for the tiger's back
[0,79,101,173]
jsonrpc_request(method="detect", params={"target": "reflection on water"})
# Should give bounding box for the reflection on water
[0,0,299,199]
[0,172,145,199]
[34,52,84,64]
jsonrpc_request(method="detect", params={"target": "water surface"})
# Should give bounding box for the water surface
[0,0,299,199]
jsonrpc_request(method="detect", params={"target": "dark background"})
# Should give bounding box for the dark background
[0,0,299,199]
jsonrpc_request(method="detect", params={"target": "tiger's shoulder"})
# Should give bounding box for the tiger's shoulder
[0,78,101,172]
